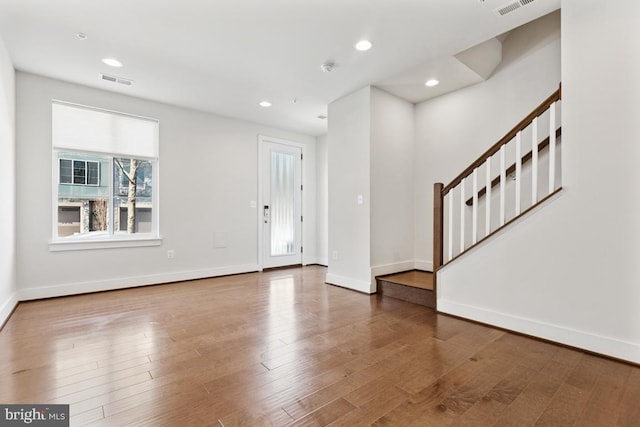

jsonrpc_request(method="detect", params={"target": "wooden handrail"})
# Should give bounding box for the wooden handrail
[465,127,562,206]
[442,84,561,195]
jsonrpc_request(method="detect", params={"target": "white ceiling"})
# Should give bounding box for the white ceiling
[0,0,560,136]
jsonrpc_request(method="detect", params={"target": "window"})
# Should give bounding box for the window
[59,158,100,186]
[51,101,160,249]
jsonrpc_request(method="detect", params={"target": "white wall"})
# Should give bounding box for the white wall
[326,86,415,291]
[15,72,317,299]
[326,87,372,293]
[370,87,415,275]
[437,0,640,363]
[414,31,561,269]
[316,133,328,266]
[0,35,16,326]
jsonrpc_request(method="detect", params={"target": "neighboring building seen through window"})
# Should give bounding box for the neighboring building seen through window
[56,153,154,237]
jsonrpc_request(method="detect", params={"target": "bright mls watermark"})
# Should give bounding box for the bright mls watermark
[0,405,69,426]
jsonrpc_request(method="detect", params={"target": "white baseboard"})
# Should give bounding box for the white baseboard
[313,257,329,267]
[325,273,374,294]
[0,291,18,328]
[438,299,640,364]
[303,256,328,267]
[414,259,433,272]
[18,264,260,301]
[370,260,415,279]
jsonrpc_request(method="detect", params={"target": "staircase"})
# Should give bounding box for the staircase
[376,270,435,308]
[433,84,562,309]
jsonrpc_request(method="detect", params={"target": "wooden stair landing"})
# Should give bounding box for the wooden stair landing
[376,270,435,308]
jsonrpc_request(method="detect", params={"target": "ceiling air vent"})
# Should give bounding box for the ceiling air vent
[100,73,133,86]
[495,0,537,16]
[101,74,117,82]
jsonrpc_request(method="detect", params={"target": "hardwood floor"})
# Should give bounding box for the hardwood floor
[0,265,638,426]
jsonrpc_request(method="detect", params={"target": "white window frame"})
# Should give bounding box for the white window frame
[50,101,161,251]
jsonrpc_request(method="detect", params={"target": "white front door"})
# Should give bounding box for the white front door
[260,138,302,269]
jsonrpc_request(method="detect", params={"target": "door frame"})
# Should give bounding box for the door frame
[257,135,305,270]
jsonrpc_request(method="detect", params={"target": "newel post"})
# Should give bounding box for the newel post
[433,183,444,309]
[433,183,444,270]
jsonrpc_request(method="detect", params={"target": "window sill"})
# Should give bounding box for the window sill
[49,236,163,252]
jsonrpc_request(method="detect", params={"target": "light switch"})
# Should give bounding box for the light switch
[357,194,364,205]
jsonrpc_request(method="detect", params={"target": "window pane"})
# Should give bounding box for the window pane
[56,153,110,239]
[87,161,100,185]
[60,159,72,184]
[73,160,86,184]
[270,151,295,256]
[113,157,154,234]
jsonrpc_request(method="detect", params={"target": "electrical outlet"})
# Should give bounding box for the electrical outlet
[332,250,338,261]
[167,250,175,259]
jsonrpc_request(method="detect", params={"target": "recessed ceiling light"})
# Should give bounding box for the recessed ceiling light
[76,32,88,40]
[355,40,373,51]
[259,101,272,107]
[425,79,440,87]
[102,58,123,68]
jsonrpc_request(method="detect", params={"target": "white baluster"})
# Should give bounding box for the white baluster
[532,117,538,205]
[485,157,491,236]
[515,131,521,215]
[460,179,465,253]
[472,168,478,244]
[549,102,556,193]
[500,145,506,226]
[448,191,453,261]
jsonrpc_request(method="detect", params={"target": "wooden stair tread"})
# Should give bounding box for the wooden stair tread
[376,271,435,309]
[377,270,433,291]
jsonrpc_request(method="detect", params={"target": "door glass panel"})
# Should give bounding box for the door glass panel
[270,151,295,256]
